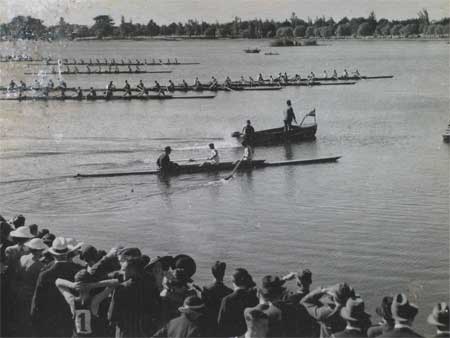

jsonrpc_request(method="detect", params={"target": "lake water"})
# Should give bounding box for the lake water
[0,39,449,335]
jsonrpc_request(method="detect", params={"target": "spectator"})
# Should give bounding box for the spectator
[152,296,213,337]
[302,283,353,337]
[243,308,270,338]
[286,269,313,303]
[217,268,258,337]
[30,237,83,337]
[9,214,25,229]
[334,297,372,338]
[427,302,449,338]
[368,296,395,338]
[378,293,423,338]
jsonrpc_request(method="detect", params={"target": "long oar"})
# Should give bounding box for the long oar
[224,156,245,181]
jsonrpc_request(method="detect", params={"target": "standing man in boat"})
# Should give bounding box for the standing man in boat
[157,146,179,175]
[242,120,255,146]
[284,100,297,133]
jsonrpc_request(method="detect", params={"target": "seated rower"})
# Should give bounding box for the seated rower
[152,58,156,64]
[225,76,232,87]
[32,80,41,90]
[157,146,179,174]
[115,66,120,73]
[167,80,175,91]
[284,72,289,82]
[59,80,67,89]
[182,79,189,89]
[136,59,141,65]
[87,87,96,98]
[158,59,163,64]
[72,58,77,64]
[154,81,166,96]
[209,76,218,90]
[175,58,178,64]
[240,75,247,85]
[128,65,132,72]
[80,59,85,65]
[108,64,112,72]
[52,66,57,74]
[111,58,116,65]
[323,70,328,79]
[123,80,132,96]
[74,66,79,73]
[96,58,100,64]
[353,69,361,78]
[135,65,140,72]
[167,58,171,64]
[106,80,115,90]
[202,143,220,166]
[48,79,54,89]
[127,59,132,64]
[76,87,83,99]
[258,73,264,82]
[249,76,255,85]
[60,86,66,98]
[342,69,349,78]
[333,69,338,79]
[8,80,17,90]
[89,58,93,64]
[104,58,108,64]
[20,80,27,90]
[294,74,301,82]
[269,75,275,84]
[137,80,147,95]
[242,140,254,161]
[144,58,148,65]
[121,59,125,64]
[310,72,316,80]
[86,65,91,74]
[194,77,202,88]
[105,87,113,99]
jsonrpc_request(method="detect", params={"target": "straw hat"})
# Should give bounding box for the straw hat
[178,296,205,314]
[9,226,34,239]
[48,237,83,256]
[24,238,48,251]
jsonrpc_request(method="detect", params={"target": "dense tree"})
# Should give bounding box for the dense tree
[91,15,114,38]
[294,25,306,37]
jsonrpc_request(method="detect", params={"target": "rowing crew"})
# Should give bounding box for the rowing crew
[48,58,180,66]
[156,140,254,175]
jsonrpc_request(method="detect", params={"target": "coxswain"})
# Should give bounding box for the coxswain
[137,80,147,95]
[157,146,179,174]
[283,100,297,132]
[323,70,328,79]
[167,80,175,91]
[343,69,349,78]
[76,87,83,99]
[242,140,254,161]
[258,73,264,82]
[48,79,54,89]
[123,80,132,96]
[8,80,17,90]
[204,143,220,165]
[87,87,96,98]
[242,120,255,146]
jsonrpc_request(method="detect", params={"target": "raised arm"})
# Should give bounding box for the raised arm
[301,287,332,321]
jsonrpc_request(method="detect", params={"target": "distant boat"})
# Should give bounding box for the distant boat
[244,48,261,54]
[264,52,280,56]
[443,123,450,143]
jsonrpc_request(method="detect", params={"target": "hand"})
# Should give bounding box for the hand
[282,272,297,281]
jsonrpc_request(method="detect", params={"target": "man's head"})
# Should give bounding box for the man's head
[80,245,99,266]
[211,261,226,282]
[286,100,292,106]
[376,296,394,324]
[259,275,286,302]
[340,297,371,328]
[327,283,353,306]
[232,268,256,289]
[209,143,215,149]
[391,293,419,326]
[427,302,449,331]
[247,120,251,125]
[297,269,312,289]
[165,146,172,154]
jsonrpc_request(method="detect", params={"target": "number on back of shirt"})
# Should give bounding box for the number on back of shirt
[75,309,92,334]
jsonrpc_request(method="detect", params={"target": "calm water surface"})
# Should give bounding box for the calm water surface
[0,39,449,335]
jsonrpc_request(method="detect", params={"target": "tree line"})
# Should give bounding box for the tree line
[0,10,448,41]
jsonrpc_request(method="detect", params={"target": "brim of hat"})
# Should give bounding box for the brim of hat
[341,308,371,321]
[178,305,205,313]
[47,244,81,256]
[25,244,47,250]
[427,314,449,327]
[9,232,33,238]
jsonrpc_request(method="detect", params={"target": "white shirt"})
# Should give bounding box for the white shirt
[209,149,219,163]
[243,146,253,161]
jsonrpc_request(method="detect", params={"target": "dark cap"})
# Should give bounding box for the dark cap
[42,233,56,247]
[297,269,312,285]
[376,296,394,322]
[11,214,25,228]
[391,293,418,322]
[174,254,196,277]
[287,100,292,105]
[209,143,214,148]
[260,275,286,297]
[80,245,99,263]
[165,146,172,152]
[232,268,256,288]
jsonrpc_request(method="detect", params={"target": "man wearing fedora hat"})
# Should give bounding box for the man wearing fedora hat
[367,296,395,338]
[152,296,213,337]
[302,283,354,338]
[427,302,450,338]
[217,268,258,337]
[333,297,372,338]
[377,293,423,338]
[12,238,48,337]
[31,237,83,337]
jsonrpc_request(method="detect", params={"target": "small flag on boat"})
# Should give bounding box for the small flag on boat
[307,109,316,117]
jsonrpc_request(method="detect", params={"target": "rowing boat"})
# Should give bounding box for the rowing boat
[244,48,261,53]
[232,124,317,146]
[0,94,216,101]
[39,62,200,66]
[74,156,341,178]
[23,70,172,75]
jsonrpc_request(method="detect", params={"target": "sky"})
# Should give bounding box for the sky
[0,0,449,26]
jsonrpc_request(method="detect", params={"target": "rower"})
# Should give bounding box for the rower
[154,81,166,96]
[59,79,67,90]
[135,65,140,72]
[74,66,79,73]
[283,100,297,133]
[80,59,85,65]
[167,58,170,64]
[323,70,328,79]
[294,74,301,82]
[127,58,132,64]
[269,75,274,84]
[8,80,17,90]
[105,86,113,100]
[284,72,289,82]
[353,69,361,78]
[242,140,254,161]
[175,58,178,64]
[202,143,220,166]
[52,66,57,74]
[159,59,163,64]
[249,76,255,85]
[136,59,141,65]
[89,58,93,64]
[144,58,148,65]
[333,69,338,79]
[111,58,116,65]
[225,76,232,87]
[87,87,96,98]
[343,69,349,78]
[48,79,54,89]
[167,80,175,91]
[128,65,132,72]
[258,73,264,82]
[121,59,125,64]
[310,72,316,80]
[152,58,156,64]
[108,64,112,72]
[240,76,246,84]
[106,81,115,91]
[20,80,27,90]
[157,146,179,175]
[73,58,77,64]
[182,79,189,89]
[96,58,100,65]
[242,120,255,146]
[60,85,66,98]
[104,58,108,64]
[76,87,83,99]
[115,66,120,73]
[194,77,201,88]
[86,65,91,73]
[209,76,218,90]
[123,80,132,96]
[32,79,41,90]
[137,80,147,95]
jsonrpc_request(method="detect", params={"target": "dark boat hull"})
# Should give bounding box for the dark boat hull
[232,124,318,146]
[75,156,340,178]
[0,94,215,101]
